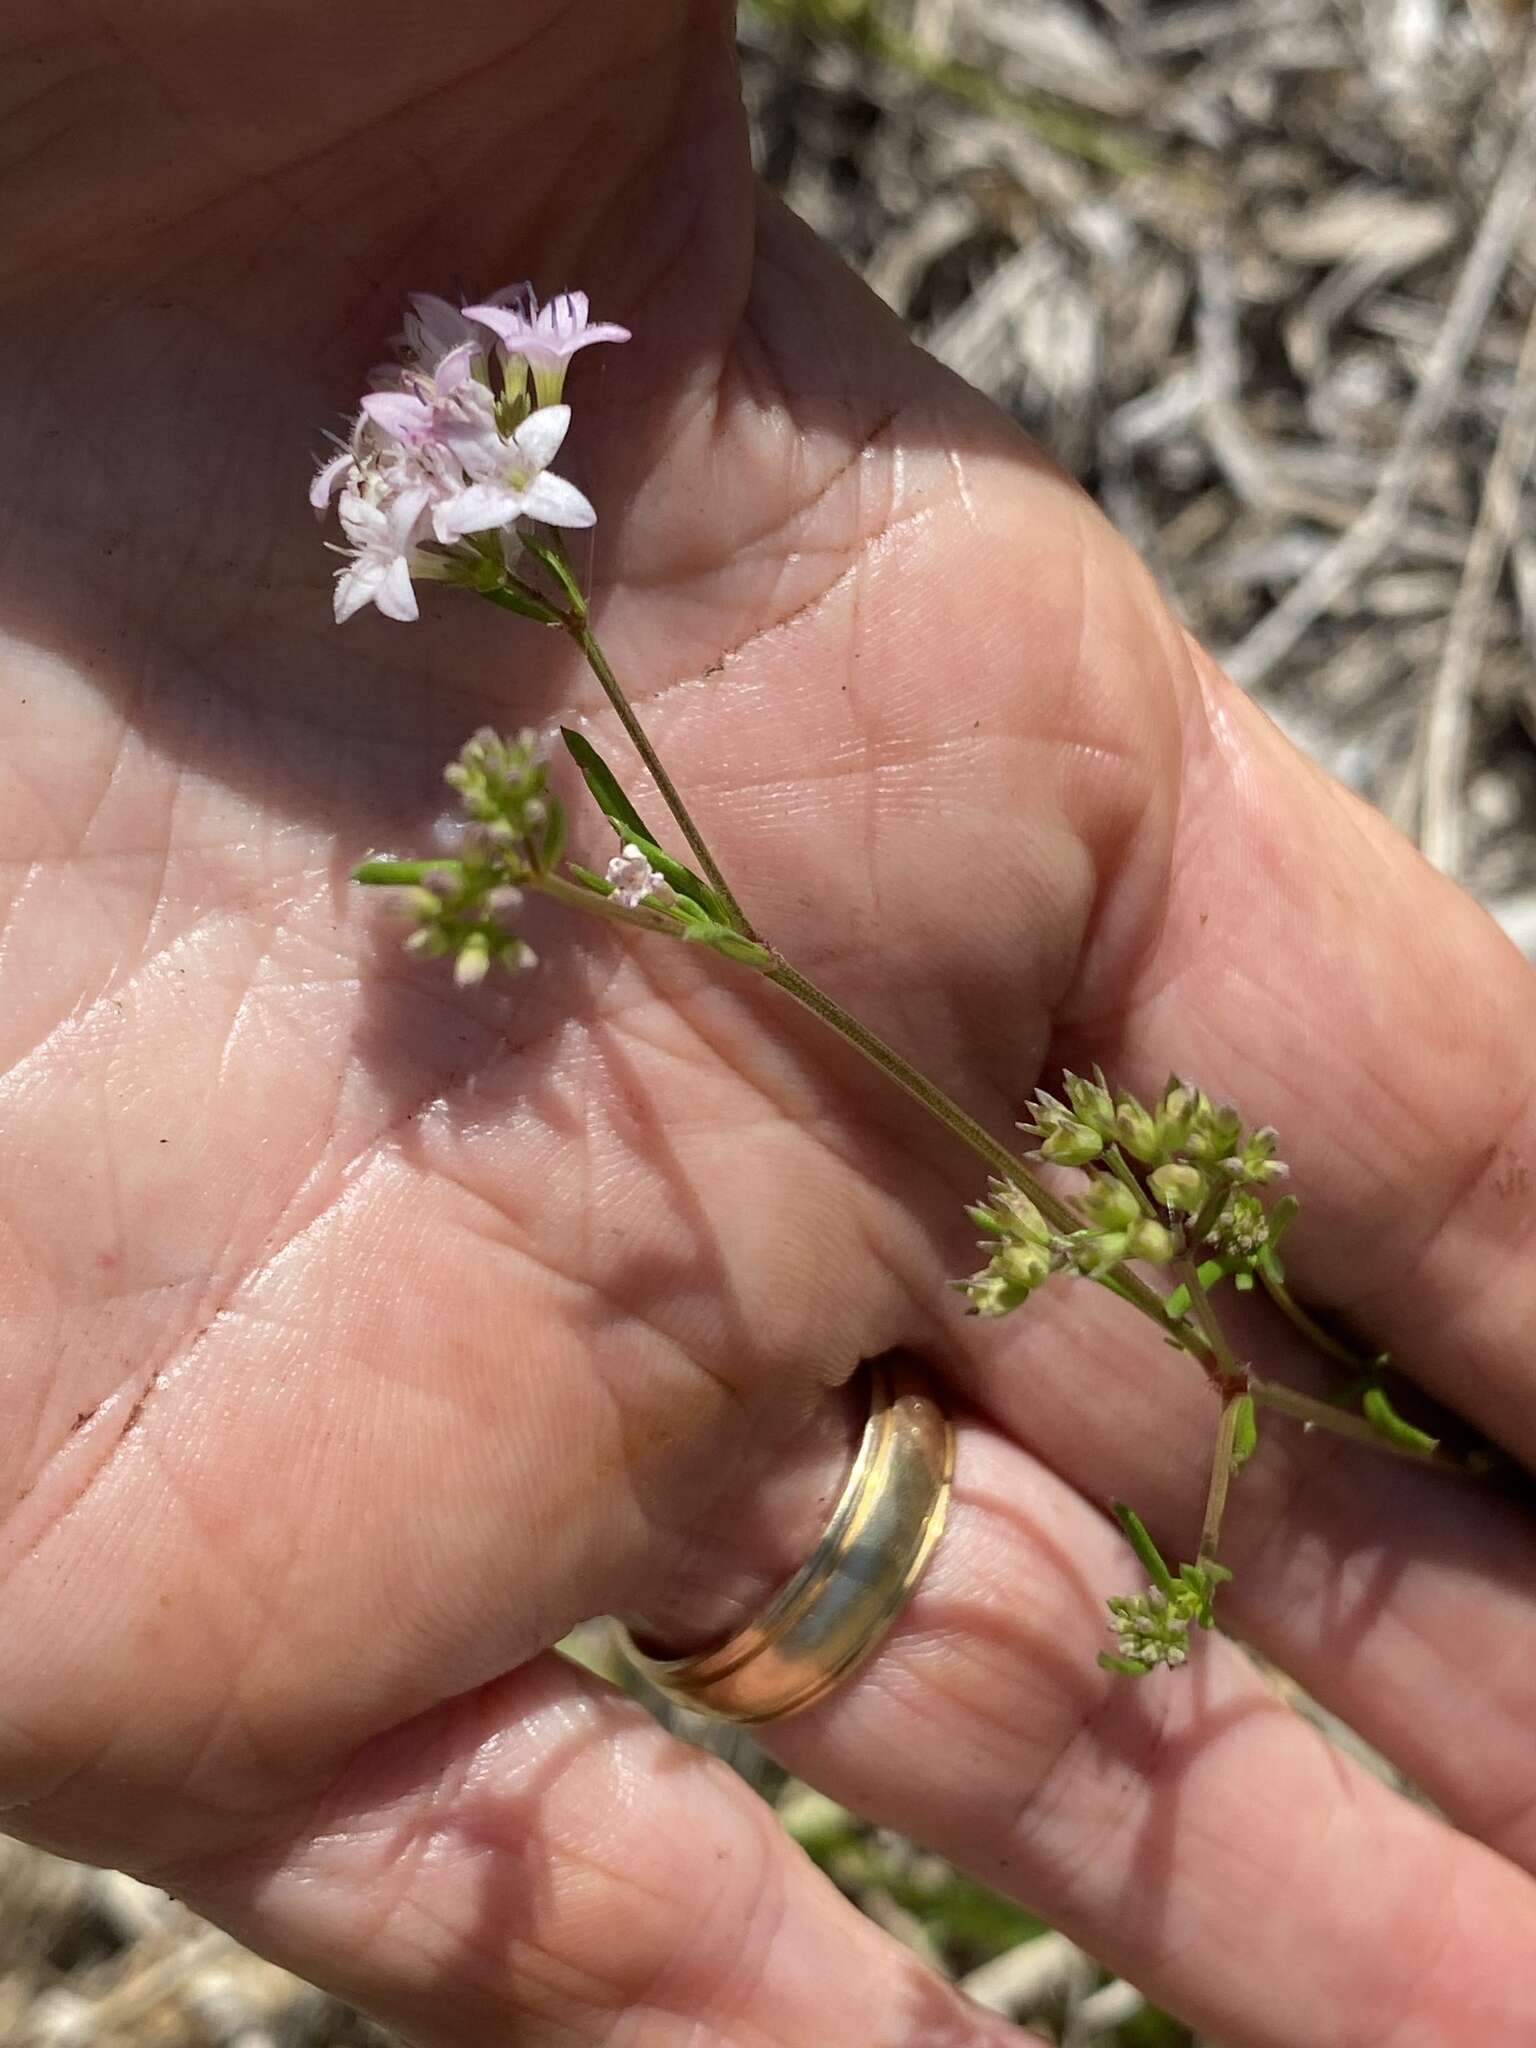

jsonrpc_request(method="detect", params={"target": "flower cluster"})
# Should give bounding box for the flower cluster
[356,729,562,983]
[310,286,629,624]
[959,1071,1296,1321]
[1102,1565,1229,1675]
[1098,1504,1232,1677]
[959,1183,1061,1315]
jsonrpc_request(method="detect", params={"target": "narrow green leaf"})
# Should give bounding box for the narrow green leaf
[560,727,658,844]
[1098,1651,1150,1677]
[1229,1392,1259,1473]
[480,582,561,625]
[1267,1194,1300,1246]
[1163,1282,1191,1321]
[1110,1501,1176,1597]
[559,728,719,913]
[1196,1258,1225,1290]
[354,857,441,886]
[567,862,613,894]
[520,531,586,611]
[1361,1387,1439,1457]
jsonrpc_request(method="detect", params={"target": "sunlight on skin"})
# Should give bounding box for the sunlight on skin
[2,2,1536,2043]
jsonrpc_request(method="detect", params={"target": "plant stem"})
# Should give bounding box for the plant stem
[1176,1253,1245,1392]
[1198,1391,1246,1570]
[765,958,1181,1334]
[1259,1267,1388,1374]
[567,621,757,938]
[528,588,1198,1353]
[1246,1377,1488,1477]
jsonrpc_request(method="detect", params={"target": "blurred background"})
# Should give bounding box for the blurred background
[7,2,1535,2042]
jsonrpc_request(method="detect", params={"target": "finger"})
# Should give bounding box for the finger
[1059,638,1536,1462]
[168,1654,1028,2048]
[961,1277,1536,1878]
[755,1414,1536,2048]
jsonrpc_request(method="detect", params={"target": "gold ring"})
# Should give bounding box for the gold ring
[617,1358,954,1724]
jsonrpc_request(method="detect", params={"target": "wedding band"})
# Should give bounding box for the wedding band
[617,1358,954,1724]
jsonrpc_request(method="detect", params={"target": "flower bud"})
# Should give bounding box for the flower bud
[1112,1095,1160,1162]
[998,1239,1053,1292]
[1079,1176,1141,1232]
[1063,1071,1115,1136]
[1126,1217,1178,1265]
[1038,1119,1103,1167]
[453,933,492,986]
[1186,1096,1243,1164]
[1149,1162,1206,1214]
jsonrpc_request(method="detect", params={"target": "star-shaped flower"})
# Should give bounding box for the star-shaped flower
[432,404,595,541]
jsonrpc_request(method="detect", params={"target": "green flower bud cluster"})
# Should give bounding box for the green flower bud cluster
[959,1183,1060,1316]
[958,1071,1295,1323]
[399,871,535,986]
[444,727,561,857]
[355,729,568,985]
[1102,1558,1230,1676]
[1065,1177,1178,1276]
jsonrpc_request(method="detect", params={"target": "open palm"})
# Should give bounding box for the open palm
[4,4,1536,2042]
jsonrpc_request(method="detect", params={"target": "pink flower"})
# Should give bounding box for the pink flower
[401,285,532,369]
[432,404,596,542]
[463,288,630,403]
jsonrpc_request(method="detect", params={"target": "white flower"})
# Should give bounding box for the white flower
[605,843,674,910]
[433,404,595,542]
[331,485,432,624]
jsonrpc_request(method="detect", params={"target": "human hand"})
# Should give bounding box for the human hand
[3,4,1536,2042]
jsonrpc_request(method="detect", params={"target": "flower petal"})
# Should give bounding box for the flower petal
[374,554,421,623]
[432,483,523,542]
[308,447,353,512]
[512,403,572,471]
[518,471,597,529]
[462,303,532,349]
[334,558,383,623]
[360,390,432,444]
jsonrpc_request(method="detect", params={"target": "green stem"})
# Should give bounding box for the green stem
[568,620,756,938]
[486,567,1196,1355]
[1247,1377,1486,1477]
[1198,1391,1247,1570]
[1259,1267,1388,1374]
[1177,1253,1245,1392]
[1104,1143,1159,1218]
[765,959,1182,1336]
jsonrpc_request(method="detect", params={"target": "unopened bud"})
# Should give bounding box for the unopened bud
[1149,1162,1206,1214]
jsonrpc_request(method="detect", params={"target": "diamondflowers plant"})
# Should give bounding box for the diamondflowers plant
[315,283,1488,1676]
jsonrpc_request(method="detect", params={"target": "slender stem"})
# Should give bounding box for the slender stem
[1104,1143,1159,1217]
[765,958,1185,1337]
[1176,1254,1245,1391]
[1259,1267,1388,1374]
[554,608,757,942]
[1247,1377,1488,1479]
[531,871,768,949]
[518,578,1197,1353]
[1198,1392,1246,1569]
